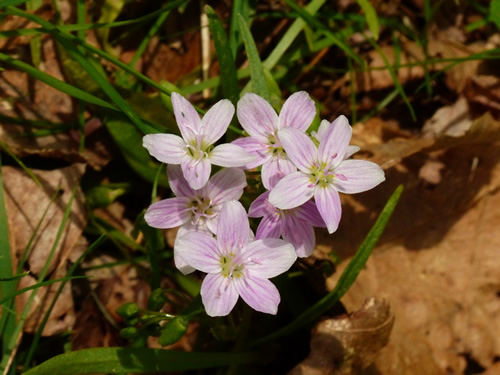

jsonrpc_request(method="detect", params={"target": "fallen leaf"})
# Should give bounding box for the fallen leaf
[289,298,394,375]
[318,111,500,373]
[3,164,87,335]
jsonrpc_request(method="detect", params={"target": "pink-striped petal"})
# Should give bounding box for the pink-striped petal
[233,275,280,315]
[333,160,385,194]
[206,168,247,204]
[201,99,235,144]
[181,156,211,190]
[269,171,315,210]
[314,119,331,142]
[209,144,256,167]
[248,191,271,218]
[143,134,186,164]
[277,128,317,173]
[217,201,250,254]
[171,92,202,143]
[318,115,352,168]
[243,238,296,278]
[255,214,282,240]
[315,185,342,234]
[166,164,196,198]
[232,137,271,169]
[201,274,239,317]
[174,231,221,273]
[237,93,278,140]
[144,197,192,228]
[295,200,327,228]
[261,155,297,190]
[277,91,316,131]
[283,216,315,257]
[173,250,196,275]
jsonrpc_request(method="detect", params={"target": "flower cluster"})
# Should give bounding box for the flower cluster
[143,92,385,317]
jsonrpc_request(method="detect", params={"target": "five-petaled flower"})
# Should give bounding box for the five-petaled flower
[175,201,297,317]
[233,92,316,189]
[248,191,326,257]
[143,92,255,190]
[144,165,247,274]
[269,115,385,234]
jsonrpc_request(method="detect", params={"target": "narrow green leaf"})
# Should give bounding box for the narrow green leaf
[355,0,380,40]
[105,118,169,187]
[490,0,500,29]
[23,347,260,374]
[206,5,239,106]
[228,0,250,59]
[251,185,404,346]
[284,0,364,65]
[238,14,270,101]
[0,154,16,360]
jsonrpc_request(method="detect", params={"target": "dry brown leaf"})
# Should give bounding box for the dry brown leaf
[289,298,394,375]
[0,38,110,169]
[3,164,87,335]
[317,112,500,373]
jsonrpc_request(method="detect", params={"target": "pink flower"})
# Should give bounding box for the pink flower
[143,93,255,190]
[269,116,385,234]
[233,92,316,189]
[144,165,247,274]
[248,192,326,257]
[175,201,297,317]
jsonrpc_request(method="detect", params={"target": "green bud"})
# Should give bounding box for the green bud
[120,327,140,339]
[148,288,167,311]
[158,316,189,346]
[116,302,140,319]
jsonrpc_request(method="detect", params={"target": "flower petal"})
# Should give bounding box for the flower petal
[171,92,202,142]
[143,134,186,164]
[269,171,315,210]
[248,191,271,218]
[232,137,271,169]
[209,144,256,167]
[277,91,316,131]
[255,214,282,240]
[315,185,342,234]
[217,201,250,254]
[144,197,192,228]
[234,275,280,315]
[166,164,196,198]
[181,156,211,190]
[173,250,196,275]
[313,119,331,142]
[237,93,278,140]
[295,200,327,228]
[278,128,317,173]
[174,231,221,273]
[333,160,385,194]
[206,168,247,204]
[318,115,352,167]
[243,238,297,279]
[261,154,297,190]
[201,99,235,144]
[283,216,315,257]
[345,145,360,159]
[201,274,239,317]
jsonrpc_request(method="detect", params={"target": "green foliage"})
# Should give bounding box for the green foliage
[158,316,189,346]
[490,0,500,29]
[356,0,380,40]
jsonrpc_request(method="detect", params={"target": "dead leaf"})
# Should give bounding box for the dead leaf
[3,164,87,335]
[289,298,394,375]
[318,111,500,373]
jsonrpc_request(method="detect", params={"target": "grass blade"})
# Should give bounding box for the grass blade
[206,5,239,106]
[356,0,380,40]
[23,347,261,374]
[251,185,404,346]
[238,14,270,101]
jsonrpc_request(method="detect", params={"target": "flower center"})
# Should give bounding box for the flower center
[220,254,245,279]
[185,137,212,165]
[309,163,334,188]
[268,133,285,156]
[189,196,217,225]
